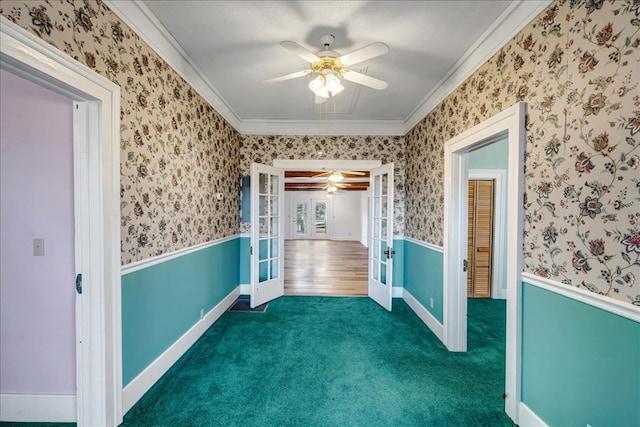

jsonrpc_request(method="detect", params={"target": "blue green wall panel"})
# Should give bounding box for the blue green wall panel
[403,240,443,323]
[122,238,240,386]
[240,236,251,284]
[522,283,640,426]
[392,238,404,289]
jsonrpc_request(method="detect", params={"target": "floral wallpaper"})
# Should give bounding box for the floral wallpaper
[240,135,405,235]
[0,0,241,265]
[405,0,639,305]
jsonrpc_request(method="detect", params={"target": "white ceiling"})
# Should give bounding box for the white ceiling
[107,1,549,135]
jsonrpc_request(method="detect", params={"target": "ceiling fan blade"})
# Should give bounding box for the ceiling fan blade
[262,70,311,84]
[338,42,389,66]
[280,41,322,63]
[342,70,388,90]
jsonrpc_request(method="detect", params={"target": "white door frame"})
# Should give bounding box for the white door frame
[468,169,507,299]
[1,17,122,426]
[443,102,526,422]
[250,163,285,308]
[368,163,395,311]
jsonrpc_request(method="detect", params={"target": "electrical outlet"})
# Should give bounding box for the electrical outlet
[430,297,434,308]
[200,308,204,320]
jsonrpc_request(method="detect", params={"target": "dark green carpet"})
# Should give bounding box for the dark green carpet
[123,297,511,426]
[2,297,511,427]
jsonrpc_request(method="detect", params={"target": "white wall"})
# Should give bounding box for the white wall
[331,191,362,241]
[360,191,369,247]
[0,69,76,394]
[285,190,364,242]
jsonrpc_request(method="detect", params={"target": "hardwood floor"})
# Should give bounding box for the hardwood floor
[284,240,368,296]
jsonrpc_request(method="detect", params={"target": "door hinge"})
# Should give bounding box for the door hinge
[463,259,468,272]
[75,273,83,294]
[250,246,253,255]
[384,248,396,259]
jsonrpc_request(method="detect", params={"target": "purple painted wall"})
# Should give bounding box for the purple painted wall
[0,69,76,394]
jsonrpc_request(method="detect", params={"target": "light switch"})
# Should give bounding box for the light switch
[33,238,44,256]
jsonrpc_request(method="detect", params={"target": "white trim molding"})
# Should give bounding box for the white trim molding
[403,236,444,253]
[403,289,445,343]
[0,394,76,422]
[443,102,526,423]
[121,235,240,275]
[392,287,404,298]
[518,402,548,427]
[240,119,405,136]
[122,285,240,413]
[522,273,640,323]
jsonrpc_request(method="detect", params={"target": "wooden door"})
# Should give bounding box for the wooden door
[467,180,494,298]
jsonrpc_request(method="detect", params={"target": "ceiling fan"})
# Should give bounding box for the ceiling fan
[262,34,389,104]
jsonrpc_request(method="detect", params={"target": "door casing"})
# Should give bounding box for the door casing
[1,17,122,426]
[443,102,526,422]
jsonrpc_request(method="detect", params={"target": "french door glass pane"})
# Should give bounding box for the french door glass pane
[259,260,268,282]
[259,174,267,194]
[296,202,308,234]
[315,202,327,235]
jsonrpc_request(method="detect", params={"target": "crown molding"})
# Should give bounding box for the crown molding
[239,119,406,136]
[105,0,551,136]
[103,0,242,131]
[403,0,551,132]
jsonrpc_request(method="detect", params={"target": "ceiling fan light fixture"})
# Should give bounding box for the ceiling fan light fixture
[328,172,344,182]
[309,74,325,94]
[309,72,344,101]
[325,73,343,94]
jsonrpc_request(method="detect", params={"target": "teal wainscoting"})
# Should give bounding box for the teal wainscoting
[522,283,640,426]
[392,238,404,289]
[239,236,250,284]
[122,237,240,386]
[403,239,443,323]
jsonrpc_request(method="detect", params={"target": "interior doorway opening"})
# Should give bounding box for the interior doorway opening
[443,102,526,422]
[273,159,380,298]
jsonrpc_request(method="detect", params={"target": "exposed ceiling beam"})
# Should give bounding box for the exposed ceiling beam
[284,170,370,178]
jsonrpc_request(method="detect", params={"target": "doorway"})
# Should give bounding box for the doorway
[443,102,526,422]
[258,160,394,309]
[1,20,122,425]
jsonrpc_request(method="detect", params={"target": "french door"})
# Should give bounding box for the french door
[250,163,285,308]
[368,163,394,311]
[292,198,329,239]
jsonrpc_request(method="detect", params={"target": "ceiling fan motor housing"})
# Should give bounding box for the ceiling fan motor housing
[319,33,335,49]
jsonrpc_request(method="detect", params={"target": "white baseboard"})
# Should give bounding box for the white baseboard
[402,289,444,343]
[122,285,240,414]
[0,394,75,422]
[518,402,548,427]
[240,283,250,294]
[392,286,403,298]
